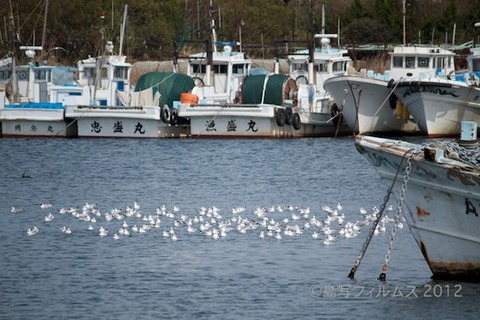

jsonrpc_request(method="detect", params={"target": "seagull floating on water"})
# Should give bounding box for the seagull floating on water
[11,207,22,213]
[27,226,39,236]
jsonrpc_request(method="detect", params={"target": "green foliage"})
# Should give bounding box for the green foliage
[1,0,480,64]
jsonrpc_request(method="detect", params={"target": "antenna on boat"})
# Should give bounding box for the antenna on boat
[210,0,217,53]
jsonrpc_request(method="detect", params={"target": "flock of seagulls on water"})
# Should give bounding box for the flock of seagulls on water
[10,201,404,245]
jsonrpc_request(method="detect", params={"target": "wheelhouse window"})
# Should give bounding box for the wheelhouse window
[418,57,429,68]
[316,63,326,72]
[101,67,108,79]
[333,62,344,72]
[0,70,11,80]
[17,70,29,80]
[192,64,207,74]
[34,69,51,81]
[393,56,403,68]
[232,64,247,74]
[435,57,449,69]
[84,67,96,80]
[405,57,415,68]
[472,59,480,73]
[214,64,228,74]
[113,66,129,80]
[292,62,307,71]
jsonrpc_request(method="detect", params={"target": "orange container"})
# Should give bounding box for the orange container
[180,93,199,105]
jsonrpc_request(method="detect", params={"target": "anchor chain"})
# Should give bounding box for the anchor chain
[378,149,420,281]
[347,188,391,279]
[348,148,417,280]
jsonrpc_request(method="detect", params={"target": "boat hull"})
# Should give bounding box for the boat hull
[178,104,351,138]
[355,135,480,281]
[65,105,188,138]
[394,81,480,138]
[0,108,71,138]
[324,76,420,135]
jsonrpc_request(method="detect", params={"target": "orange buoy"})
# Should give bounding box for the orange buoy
[180,93,199,105]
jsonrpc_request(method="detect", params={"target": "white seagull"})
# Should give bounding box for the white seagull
[27,226,39,236]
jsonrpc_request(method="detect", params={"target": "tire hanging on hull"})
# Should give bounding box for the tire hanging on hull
[275,108,286,127]
[161,105,171,123]
[285,106,293,125]
[292,112,301,130]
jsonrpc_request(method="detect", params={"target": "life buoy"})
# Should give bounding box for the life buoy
[161,105,171,123]
[292,112,301,130]
[285,107,293,125]
[275,108,286,127]
[387,79,395,88]
[170,108,178,126]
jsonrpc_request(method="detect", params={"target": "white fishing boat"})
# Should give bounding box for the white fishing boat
[322,45,444,136]
[178,3,352,138]
[284,32,352,136]
[0,46,76,138]
[179,71,308,138]
[60,43,193,138]
[391,45,480,138]
[284,5,352,136]
[355,126,480,281]
[59,6,192,138]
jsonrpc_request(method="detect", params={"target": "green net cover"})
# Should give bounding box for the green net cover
[135,72,195,107]
[241,74,288,105]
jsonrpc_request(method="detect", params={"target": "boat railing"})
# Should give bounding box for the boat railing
[183,103,279,109]
[74,105,145,111]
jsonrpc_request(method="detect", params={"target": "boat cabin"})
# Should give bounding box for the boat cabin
[0,47,61,103]
[389,46,456,80]
[467,47,480,78]
[288,34,351,89]
[187,42,252,103]
[50,41,132,107]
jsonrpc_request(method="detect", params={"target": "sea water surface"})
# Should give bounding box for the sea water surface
[0,137,478,319]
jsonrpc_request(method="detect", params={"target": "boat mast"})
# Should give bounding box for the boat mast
[41,0,48,59]
[402,0,406,46]
[205,0,217,87]
[210,0,217,53]
[119,4,128,56]
[8,0,18,102]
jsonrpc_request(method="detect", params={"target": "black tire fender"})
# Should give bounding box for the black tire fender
[161,105,171,124]
[285,106,293,125]
[292,112,301,130]
[275,108,286,127]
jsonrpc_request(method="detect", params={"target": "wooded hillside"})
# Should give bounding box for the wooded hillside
[2,0,480,65]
